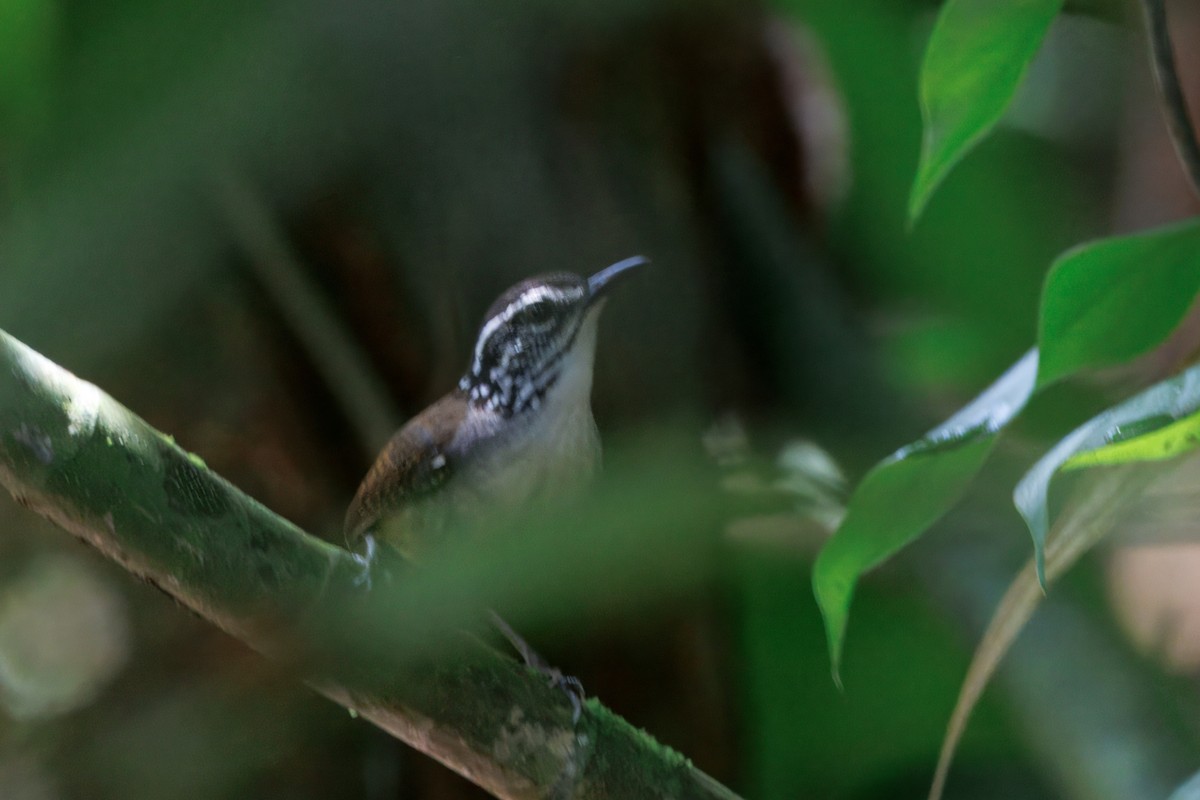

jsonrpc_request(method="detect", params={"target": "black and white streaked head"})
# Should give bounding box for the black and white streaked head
[457,256,647,418]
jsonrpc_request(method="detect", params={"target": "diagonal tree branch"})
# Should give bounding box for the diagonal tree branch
[1141,0,1200,200]
[0,326,741,800]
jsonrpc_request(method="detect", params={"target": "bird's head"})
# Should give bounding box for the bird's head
[458,256,647,417]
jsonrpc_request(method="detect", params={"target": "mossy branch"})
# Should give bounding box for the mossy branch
[0,327,741,800]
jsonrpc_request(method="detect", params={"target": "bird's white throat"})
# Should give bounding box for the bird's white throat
[454,306,603,513]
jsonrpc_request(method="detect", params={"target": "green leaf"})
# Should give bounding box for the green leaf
[814,350,1038,680]
[1014,363,1200,586]
[1062,411,1200,470]
[1037,219,1200,387]
[909,0,1063,221]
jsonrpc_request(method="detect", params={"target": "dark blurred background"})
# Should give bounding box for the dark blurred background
[2,0,1200,798]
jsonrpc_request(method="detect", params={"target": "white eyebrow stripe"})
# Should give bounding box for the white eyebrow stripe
[471,285,578,372]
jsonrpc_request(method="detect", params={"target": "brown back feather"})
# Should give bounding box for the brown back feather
[344,391,469,547]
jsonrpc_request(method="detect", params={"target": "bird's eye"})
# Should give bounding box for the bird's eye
[522,302,554,325]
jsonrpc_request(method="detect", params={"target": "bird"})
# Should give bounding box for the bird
[344,255,646,557]
[343,256,647,714]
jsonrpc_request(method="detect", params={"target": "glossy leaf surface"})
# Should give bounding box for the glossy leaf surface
[1015,363,1200,585]
[1063,411,1200,470]
[814,350,1038,678]
[1037,219,1200,387]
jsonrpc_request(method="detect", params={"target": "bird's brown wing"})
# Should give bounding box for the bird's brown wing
[343,391,469,549]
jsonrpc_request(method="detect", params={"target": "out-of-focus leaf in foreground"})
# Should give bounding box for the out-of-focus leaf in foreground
[814,350,1037,679]
[1037,219,1200,387]
[1015,363,1200,586]
[909,0,1063,221]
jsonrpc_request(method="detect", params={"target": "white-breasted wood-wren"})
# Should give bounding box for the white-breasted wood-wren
[345,255,647,563]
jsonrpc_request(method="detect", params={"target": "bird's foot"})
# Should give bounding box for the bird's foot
[351,534,378,591]
[544,670,586,724]
[489,611,586,724]
[349,534,409,593]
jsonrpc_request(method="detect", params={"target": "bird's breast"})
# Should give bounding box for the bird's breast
[462,397,600,513]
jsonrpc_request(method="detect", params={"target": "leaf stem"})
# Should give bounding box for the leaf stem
[1141,0,1200,200]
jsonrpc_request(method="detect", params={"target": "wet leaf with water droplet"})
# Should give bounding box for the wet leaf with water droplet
[815,350,1037,679]
[1064,413,1200,470]
[1015,363,1200,587]
[1102,415,1176,446]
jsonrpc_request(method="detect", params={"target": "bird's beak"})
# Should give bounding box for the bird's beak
[586,255,649,304]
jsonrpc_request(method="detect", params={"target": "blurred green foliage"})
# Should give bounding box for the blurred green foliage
[738,548,1014,799]
[909,0,1064,220]
[1,0,1195,798]
[0,0,58,143]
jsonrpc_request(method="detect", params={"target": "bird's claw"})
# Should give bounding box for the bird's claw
[489,610,586,724]
[351,534,378,591]
[549,672,586,724]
